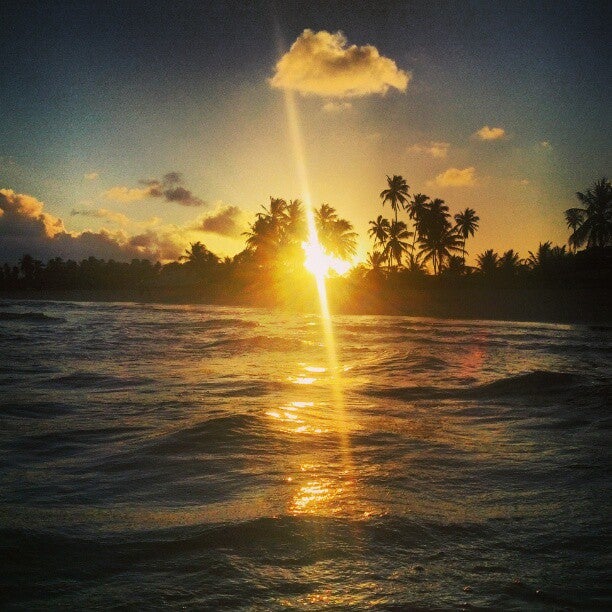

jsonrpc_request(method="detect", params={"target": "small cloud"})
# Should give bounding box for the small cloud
[538,140,552,150]
[408,141,450,159]
[103,186,153,203]
[322,101,353,113]
[519,179,530,186]
[432,167,476,187]
[84,172,99,181]
[103,171,206,207]
[71,208,130,226]
[475,125,506,141]
[195,204,247,238]
[270,29,410,98]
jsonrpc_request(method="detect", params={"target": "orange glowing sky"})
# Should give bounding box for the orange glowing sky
[0,2,609,265]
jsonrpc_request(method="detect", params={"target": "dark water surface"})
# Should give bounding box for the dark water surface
[1,301,610,610]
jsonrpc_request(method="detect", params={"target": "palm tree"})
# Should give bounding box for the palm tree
[315,204,358,259]
[180,242,220,275]
[243,215,278,262]
[564,208,584,252]
[383,220,412,268]
[405,193,430,253]
[498,249,522,276]
[454,208,480,266]
[281,199,307,265]
[380,175,410,223]
[368,215,390,249]
[244,197,300,266]
[565,178,611,249]
[476,249,499,276]
[284,199,306,244]
[526,241,552,271]
[418,225,462,275]
[366,250,386,271]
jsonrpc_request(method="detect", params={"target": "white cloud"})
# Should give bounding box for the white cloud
[270,29,410,98]
[432,167,476,187]
[538,140,552,150]
[84,172,99,180]
[408,141,450,158]
[475,125,506,140]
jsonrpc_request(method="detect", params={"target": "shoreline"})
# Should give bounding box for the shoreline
[1,287,610,325]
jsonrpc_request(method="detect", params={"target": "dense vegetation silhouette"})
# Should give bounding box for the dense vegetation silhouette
[1,177,610,321]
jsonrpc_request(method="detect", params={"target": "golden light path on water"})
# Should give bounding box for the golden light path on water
[280,88,356,517]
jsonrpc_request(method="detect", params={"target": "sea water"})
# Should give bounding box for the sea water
[0,301,610,610]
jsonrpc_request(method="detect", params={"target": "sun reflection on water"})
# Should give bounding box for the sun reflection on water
[278,82,357,519]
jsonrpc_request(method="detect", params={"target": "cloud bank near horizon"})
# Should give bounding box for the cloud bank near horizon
[0,189,186,263]
[270,29,410,98]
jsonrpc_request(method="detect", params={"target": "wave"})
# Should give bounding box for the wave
[0,514,489,565]
[202,335,308,353]
[46,371,153,390]
[365,370,587,402]
[0,311,64,322]
[146,414,270,455]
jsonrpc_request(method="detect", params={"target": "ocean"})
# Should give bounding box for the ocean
[0,300,610,610]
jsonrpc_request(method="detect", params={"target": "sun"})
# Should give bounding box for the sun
[303,236,352,279]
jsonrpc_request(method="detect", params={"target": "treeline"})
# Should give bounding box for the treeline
[0,177,610,319]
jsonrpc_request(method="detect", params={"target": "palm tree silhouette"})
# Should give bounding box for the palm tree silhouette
[526,242,552,271]
[418,225,462,275]
[498,249,522,276]
[380,175,410,223]
[565,178,611,249]
[368,215,391,250]
[366,250,386,271]
[315,204,358,258]
[383,220,412,269]
[564,208,584,252]
[476,249,499,276]
[454,207,480,266]
[405,193,430,254]
[180,242,220,272]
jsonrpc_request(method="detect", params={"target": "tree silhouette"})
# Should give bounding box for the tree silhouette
[180,242,220,273]
[366,250,386,271]
[476,249,499,276]
[498,249,522,277]
[380,175,409,223]
[418,225,462,275]
[454,207,480,266]
[368,215,390,250]
[383,220,412,269]
[405,193,430,254]
[565,178,612,249]
[315,204,357,259]
[564,208,584,252]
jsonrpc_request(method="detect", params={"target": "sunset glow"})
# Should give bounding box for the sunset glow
[302,236,352,278]
[1,4,609,609]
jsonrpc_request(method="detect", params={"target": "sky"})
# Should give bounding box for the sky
[0,0,610,265]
